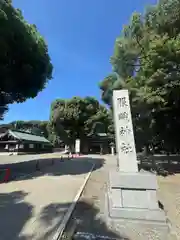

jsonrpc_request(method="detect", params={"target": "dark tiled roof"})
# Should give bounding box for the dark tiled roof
[9,130,50,143]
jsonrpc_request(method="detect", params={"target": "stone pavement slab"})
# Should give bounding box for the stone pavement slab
[0,159,93,240]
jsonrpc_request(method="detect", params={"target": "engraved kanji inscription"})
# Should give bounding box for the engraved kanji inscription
[119,126,132,136]
[118,112,128,121]
[120,142,133,154]
[117,97,128,108]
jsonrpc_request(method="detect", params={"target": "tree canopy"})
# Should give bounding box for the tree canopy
[50,97,111,144]
[0,1,53,119]
[1,120,49,137]
[0,97,112,147]
[99,0,180,152]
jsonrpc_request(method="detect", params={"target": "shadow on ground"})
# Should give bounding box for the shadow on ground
[0,156,105,182]
[0,191,34,240]
[138,155,180,176]
[0,191,129,240]
[39,201,129,240]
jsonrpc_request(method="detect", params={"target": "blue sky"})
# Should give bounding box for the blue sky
[3,0,157,123]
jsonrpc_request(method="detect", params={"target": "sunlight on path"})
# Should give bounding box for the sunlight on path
[0,163,91,240]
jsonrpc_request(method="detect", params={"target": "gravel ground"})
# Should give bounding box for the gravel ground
[62,155,178,240]
[0,158,94,240]
[157,175,180,239]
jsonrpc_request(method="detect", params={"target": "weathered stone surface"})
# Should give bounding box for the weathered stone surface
[112,89,138,172]
[108,201,166,222]
[109,170,158,189]
[148,190,160,209]
[111,188,123,208]
[108,90,168,228]
[108,171,166,222]
[122,189,150,208]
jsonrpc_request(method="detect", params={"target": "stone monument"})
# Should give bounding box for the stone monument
[107,89,167,222]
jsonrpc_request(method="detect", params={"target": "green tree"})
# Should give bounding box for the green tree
[9,120,50,138]
[99,0,180,152]
[50,97,111,144]
[0,1,53,119]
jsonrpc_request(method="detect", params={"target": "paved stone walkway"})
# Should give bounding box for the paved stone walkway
[0,159,93,240]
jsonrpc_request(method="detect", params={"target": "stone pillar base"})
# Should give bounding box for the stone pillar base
[106,170,167,223]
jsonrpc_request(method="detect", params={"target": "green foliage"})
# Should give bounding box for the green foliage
[99,0,180,151]
[5,120,49,137]
[0,1,53,119]
[0,104,8,120]
[90,122,106,135]
[99,73,125,106]
[50,97,111,143]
